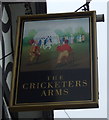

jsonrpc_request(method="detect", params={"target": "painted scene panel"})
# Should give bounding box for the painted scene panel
[20,18,90,72]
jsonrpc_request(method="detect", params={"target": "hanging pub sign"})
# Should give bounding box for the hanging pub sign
[10,11,98,111]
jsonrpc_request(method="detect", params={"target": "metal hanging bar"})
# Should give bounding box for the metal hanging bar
[96,14,104,22]
[75,2,90,12]
[75,1,104,22]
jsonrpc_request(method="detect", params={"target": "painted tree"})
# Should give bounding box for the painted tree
[23,29,37,45]
[73,27,89,43]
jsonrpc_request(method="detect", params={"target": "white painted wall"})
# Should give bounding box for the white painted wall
[107,1,109,119]
[47,0,108,119]
[0,2,2,120]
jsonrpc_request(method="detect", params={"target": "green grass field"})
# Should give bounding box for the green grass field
[20,41,90,72]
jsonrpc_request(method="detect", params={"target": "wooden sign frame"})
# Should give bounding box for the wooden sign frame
[9,11,98,111]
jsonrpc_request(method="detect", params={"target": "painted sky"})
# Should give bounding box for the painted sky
[23,17,89,38]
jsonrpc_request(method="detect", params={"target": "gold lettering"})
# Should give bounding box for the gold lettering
[48,82,53,88]
[61,81,67,87]
[53,76,55,80]
[63,89,69,95]
[55,89,62,96]
[47,75,64,81]
[54,81,61,88]
[59,75,64,80]
[68,81,74,87]
[48,89,54,96]
[76,81,81,87]
[36,82,40,89]
[30,83,36,89]
[23,83,28,89]
[47,76,50,81]
[41,90,47,96]
[40,82,46,89]
[82,80,88,87]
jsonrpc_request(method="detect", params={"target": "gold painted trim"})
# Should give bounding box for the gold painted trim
[10,16,22,107]
[14,99,93,105]
[15,18,25,105]
[89,16,94,101]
